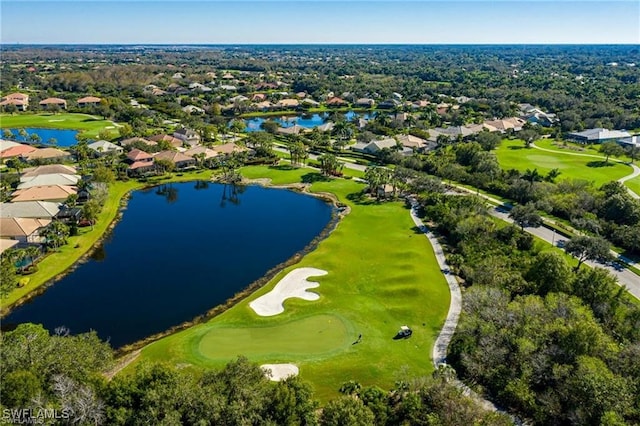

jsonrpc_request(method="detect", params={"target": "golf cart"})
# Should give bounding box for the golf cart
[395,325,413,339]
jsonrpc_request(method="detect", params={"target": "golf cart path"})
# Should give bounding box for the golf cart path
[531,142,640,199]
[408,197,508,415]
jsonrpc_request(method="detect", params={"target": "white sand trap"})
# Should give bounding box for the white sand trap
[105,126,114,129]
[261,364,299,381]
[47,119,64,122]
[249,267,328,316]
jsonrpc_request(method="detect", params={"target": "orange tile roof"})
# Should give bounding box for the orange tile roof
[0,144,38,159]
[39,97,67,105]
[127,148,153,162]
[12,185,77,202]
[77,96,101,103]
[0,217,51,238]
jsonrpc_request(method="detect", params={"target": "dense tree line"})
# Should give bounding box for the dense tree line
[0,323,510,425]
[417,193,640,425]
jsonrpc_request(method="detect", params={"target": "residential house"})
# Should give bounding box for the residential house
[21,164,77,178]
[39,97,67,110]
[0,93,29,111]
[485,117,525,132]
[173,128,201,147]
[326,97,348,107]
[395,134,432,151]
[211,142,248,156]
[568,128,632,144]
[300,98,320,108]
[351,138,399,155]
[355,98,375,108]
[0,239,19,254]
[12,185,77,203]
[253,100,274,111]
[88,140,124,155]
[182,105,205,114]
[0,201,61,219]
[18,173,80,189]
[126,149,155,176]
[149,134,183,148]
[184,146,218,159]
[0,140,21,152]
[0,143,38,160]
[0,217,51,244]
[126,148,154,163]
[219,85,237,91]
[77,96,102,107]
[153,151,196,170]
[251,93,267,102]
[120,137,157,148]
[412,100,430,109]
[315,122,335,133]
[22,147,71,162]
[276,99,299,109]
[378,99,401,109]
[276,125,307,136]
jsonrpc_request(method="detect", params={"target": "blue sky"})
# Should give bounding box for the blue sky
[2,1,639,44]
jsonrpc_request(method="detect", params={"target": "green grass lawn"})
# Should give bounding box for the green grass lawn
[0,113,120,139]
[135,165,450,401]
[495,139,632,187]
[625,175,640,196]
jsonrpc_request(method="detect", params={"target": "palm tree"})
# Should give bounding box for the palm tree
[318,153,343,176]
[25,246,41,269]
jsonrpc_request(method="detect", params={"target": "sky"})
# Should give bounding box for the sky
[1,1,639,44]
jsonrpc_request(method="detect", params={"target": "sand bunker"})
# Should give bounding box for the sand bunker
[249,267,328,316]
[261,364,299,381]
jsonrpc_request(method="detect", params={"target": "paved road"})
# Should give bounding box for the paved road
[490,206,640,300]
[532,142,640,199]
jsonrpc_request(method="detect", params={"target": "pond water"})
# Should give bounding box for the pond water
[2,182,334,348]
[4,128,79,147]
[244,111,376,132]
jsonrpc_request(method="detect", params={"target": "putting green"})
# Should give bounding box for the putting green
[195,314,351,362]
[496,139,632,186]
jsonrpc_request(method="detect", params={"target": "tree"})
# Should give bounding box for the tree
[82,199,101,230]
[476,131,502,151]
[520,128,539,148]
[320,396,375,426]
[565,235,612,271]
[24,245,40,269]
[92,165,115,184]
[41,221,70,250]
[599,141,624,164]
[318,153,343,176]
[0,253,18,297]
[526,251,573,294]
[508,203,542,230]
[155,158,175,175]
[3,129,15,140]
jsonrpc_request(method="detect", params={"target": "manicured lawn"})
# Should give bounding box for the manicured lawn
[1,169,215,312]
[135,165,450,401]
[0,113,120,139]
[535,139,629,161]
[495,139,632,187]
[625,175,640,196]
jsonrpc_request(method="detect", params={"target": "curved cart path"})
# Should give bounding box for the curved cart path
[531,142,640,199]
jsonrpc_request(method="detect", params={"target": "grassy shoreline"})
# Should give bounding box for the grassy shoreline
[132,165,450,401]
[0,169,215,315]
[0,112,120,139]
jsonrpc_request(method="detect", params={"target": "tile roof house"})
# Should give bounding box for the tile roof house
[567,128,632,144]
[395,134,429,150]
[355,98,375,107]
[120,137,157,148]
[0,143,38,159]
[184,146,218,159]
[173,128,201,147]
[251,93,267,102]
[211,142,247,155]
[18,173,80,189]
[326,97,348,107]
[88,140,124,155]
[77,96,102,107]
[22,147,71,162]
[0,201,61,219]
[276,99,299,109]
[12,185,77,203]
[0,217,51,244]
[126,148,153,163]
[21,164,77,178]
[153,151,196,169]
[39,97,67,109]
[0,93,29,111]
[352,138,399,154]
[276,124,308,136]
[0,238,19,254]
[149,134,184,148]
[485,117,526,132]
[0,139,21,152]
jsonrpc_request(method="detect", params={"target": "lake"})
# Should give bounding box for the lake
[244,111,376,132]
[4,128,79,147]
[2,182,334,348]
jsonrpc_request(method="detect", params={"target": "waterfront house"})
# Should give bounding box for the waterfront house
[0,93,29,111]
[0,201,61,219]
[12,185,77,203]
[39,97,67,110]
[88,140,124,155]
[0,217,51,244]
[153,151,196,170]
[22,147,71,162]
